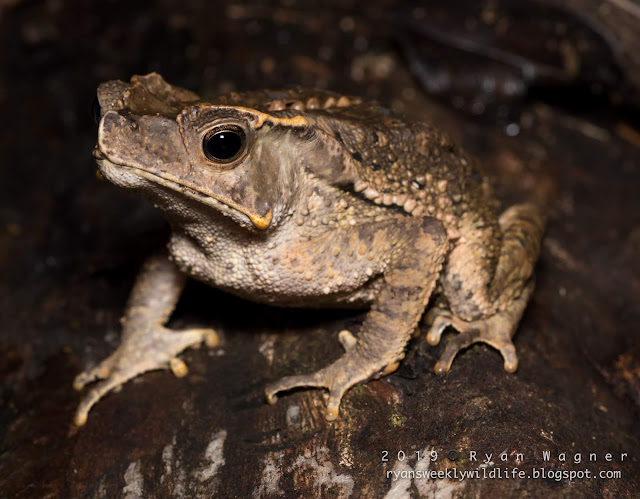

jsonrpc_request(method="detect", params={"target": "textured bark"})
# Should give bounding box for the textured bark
[1,1,638,497]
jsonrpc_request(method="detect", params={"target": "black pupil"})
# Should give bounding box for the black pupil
[206,130,243,161]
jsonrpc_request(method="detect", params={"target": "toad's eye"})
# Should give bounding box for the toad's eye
[203,126,246,163]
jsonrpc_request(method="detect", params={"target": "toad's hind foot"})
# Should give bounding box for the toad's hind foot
[73,326,218,426]
[430,311,519,374]
[426,281,534,374]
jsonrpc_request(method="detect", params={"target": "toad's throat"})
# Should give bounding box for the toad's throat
[102,159,273,230]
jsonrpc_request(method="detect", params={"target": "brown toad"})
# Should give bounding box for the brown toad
[74,73,544,425]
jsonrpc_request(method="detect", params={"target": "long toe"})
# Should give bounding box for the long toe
[265,371,324,405]
[425,309,453,346]
[74,326,218,426]
[434,329,478,374]
[74,369,139,426]
[73,354,118,391]
[265,354,379,421]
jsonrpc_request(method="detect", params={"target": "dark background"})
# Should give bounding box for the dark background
[1,0,639,497]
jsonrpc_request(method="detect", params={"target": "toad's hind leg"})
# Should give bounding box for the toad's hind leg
[266,216,448,421]
[427,203,544,373]
[73,253,219,426]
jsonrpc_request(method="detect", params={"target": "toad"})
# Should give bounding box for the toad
[74,73,544,425]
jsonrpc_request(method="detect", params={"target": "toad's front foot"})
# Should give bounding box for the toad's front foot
[265,356,374,421]
[73,326,218,426]
[266,330,394,421]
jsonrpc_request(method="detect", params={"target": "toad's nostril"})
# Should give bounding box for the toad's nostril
[92,147,105,160]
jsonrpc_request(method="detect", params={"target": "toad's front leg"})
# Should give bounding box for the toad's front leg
[265,217,448,420]
[73,252,218,426]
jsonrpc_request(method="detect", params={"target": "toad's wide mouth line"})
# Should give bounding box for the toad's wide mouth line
[95,154,273,230]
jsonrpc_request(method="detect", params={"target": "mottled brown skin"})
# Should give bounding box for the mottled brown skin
[74,73,545,425]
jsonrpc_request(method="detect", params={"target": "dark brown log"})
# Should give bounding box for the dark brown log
[1,1,638,497]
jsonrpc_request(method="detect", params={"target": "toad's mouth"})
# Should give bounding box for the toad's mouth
[93,149,272,230]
